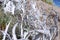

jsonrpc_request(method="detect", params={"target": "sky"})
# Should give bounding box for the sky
[53,0,60,7]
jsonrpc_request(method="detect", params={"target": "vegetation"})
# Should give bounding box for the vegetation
[42,0,53,5]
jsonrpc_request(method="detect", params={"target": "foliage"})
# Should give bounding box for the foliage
[0,13,10,30]
[42,0,53,5]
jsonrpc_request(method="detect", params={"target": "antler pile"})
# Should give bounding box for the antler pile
[0,0,58,40]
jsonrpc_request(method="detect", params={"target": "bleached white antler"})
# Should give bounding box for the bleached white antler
[12,23,18,40]
[2,19,11,40]
[4,1,15,15]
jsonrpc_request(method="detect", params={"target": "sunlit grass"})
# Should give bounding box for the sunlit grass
[42,0,53,5]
